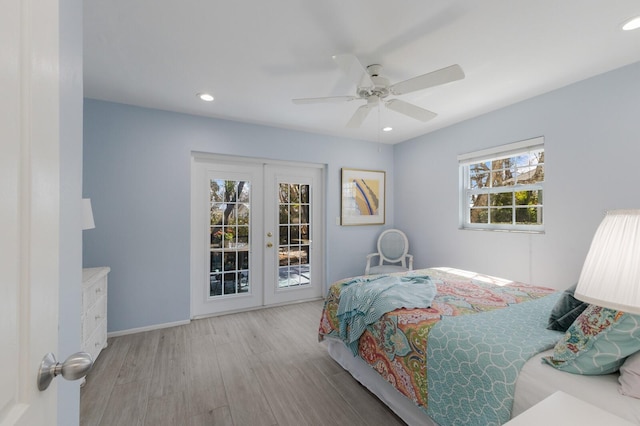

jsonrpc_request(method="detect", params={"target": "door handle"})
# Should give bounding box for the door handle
[37,352,93,391]
[266,242,273,248]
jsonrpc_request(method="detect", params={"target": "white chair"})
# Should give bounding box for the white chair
[365,229,414,275]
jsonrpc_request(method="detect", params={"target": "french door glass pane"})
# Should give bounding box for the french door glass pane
[278,182,311,288]
[209,179,250,297]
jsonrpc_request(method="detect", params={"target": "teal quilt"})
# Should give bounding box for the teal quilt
[426,292,562,425]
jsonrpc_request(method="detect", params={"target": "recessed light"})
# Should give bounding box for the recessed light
[382,127,393,132]
[622,16,640,31]
[197,93,214,102]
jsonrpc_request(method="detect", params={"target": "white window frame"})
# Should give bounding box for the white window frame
[458,137,544,233]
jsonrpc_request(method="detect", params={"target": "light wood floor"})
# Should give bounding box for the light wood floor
[80,300,406,426]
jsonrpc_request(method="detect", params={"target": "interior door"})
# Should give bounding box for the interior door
[0,0,61,424]
[191,157,324,317]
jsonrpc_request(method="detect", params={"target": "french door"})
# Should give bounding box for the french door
[191,156,324,317]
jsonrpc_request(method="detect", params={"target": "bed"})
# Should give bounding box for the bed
[318,267,640,425]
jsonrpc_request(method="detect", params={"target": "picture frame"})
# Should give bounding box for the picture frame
[341,168,386,226]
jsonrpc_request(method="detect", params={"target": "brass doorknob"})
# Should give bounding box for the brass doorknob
[266,242,273,248]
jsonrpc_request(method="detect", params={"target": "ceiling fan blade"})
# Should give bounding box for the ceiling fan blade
[385,99,437,122]
[292,95,358,105]
[390,64,465,95]
[346,104,373,128]
[332,54,375,89]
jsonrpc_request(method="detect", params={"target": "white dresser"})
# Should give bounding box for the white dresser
[82,267,110,364]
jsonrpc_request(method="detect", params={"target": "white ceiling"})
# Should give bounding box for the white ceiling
[84,1,640,144]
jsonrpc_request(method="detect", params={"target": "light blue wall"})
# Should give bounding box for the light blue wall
[83,100,394,332]
[85,60,640,333]
[394,61,640,289]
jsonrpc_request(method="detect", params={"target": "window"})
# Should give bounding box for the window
[459,137,544,232]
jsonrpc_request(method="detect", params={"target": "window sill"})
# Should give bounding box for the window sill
[458,226,545,235]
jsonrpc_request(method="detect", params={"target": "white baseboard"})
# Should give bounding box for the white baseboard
[190,296,324,320]
[107,319,191,338]
[108,297,324,337]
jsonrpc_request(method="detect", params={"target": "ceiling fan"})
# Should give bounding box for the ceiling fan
[292,54,465,128]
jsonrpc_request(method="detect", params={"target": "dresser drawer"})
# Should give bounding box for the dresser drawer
[82,295,106,343]
[82,319,107,363]
[82,268,110,312]
[82,277,106,311]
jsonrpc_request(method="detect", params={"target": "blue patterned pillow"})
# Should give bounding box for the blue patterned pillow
[543,304,640,375]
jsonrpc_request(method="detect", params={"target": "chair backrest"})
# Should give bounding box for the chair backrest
[377,229,409,265]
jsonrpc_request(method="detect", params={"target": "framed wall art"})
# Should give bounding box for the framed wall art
[341,168,385,225]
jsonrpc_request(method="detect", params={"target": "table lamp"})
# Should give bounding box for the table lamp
[575,209,640,314]
[82,198,95,230]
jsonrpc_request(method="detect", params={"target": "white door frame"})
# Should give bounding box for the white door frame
[190,153,326,318]
[1,0,61,423]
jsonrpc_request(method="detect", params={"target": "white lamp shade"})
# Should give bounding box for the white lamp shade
[82,198,95,230]
[575,209,640,314]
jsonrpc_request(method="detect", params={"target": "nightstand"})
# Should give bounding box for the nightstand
[505,391,634,425]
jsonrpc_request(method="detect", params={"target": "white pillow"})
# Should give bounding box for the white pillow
[619,351,640,398]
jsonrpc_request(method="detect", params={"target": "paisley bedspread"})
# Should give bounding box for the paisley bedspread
[317,267,558,419]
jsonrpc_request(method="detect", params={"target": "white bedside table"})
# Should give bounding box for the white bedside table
[505,391,635,425]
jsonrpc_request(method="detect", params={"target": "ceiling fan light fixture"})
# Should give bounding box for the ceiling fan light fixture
[622,16,640,31]
[197,92,214,102]
[292,54,463,128]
